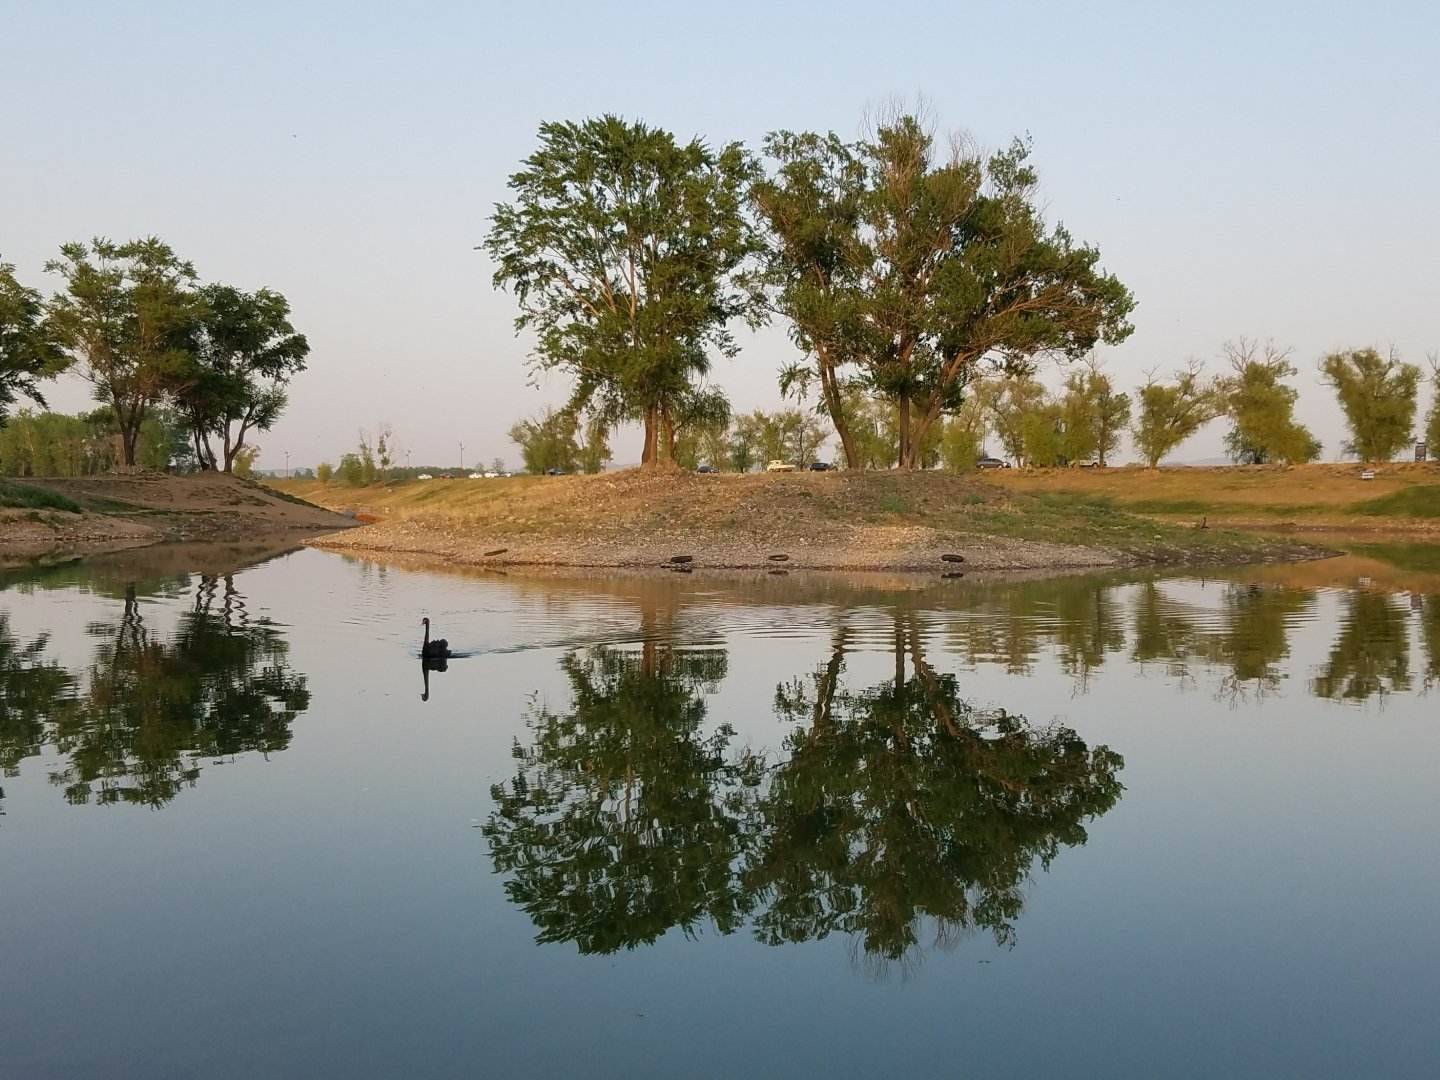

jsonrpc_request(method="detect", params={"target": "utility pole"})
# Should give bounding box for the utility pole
[459,441,465,472]
[284,450,290,478]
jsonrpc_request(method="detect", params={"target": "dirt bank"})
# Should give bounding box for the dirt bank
[281,468,1325,573]
[0,473,356,563]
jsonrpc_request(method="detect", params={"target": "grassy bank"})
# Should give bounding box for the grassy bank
[990,462,1440,531]
[274,468,1321,572]
[1,472,356,558]
[0,478,82,513]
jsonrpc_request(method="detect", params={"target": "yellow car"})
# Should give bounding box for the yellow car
[765,460,797,473]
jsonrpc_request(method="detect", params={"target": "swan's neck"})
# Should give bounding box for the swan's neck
[423,622,429,648]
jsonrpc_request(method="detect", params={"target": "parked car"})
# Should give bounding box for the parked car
[1361,469,1376,480]
[976,457,1010,470]
[696,464,716,474]
[766,460,797,472]
[483,471,500,478]
[544,467,566,476]
[807,461,831,471]
[469,472,485,479]
[417,473,433,481]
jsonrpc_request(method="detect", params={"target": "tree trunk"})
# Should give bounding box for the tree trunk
[120,423,139,467]
[818,362,858,469]
[660,408,675,463]
[897,396,914,469]
[640,406,659,467]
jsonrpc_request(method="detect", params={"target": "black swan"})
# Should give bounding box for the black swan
[421,617,449,659]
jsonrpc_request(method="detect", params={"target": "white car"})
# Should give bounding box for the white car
[469,472,485,479]
[483,471,500,478]
[766,460,797,473]
[417,473,433,481]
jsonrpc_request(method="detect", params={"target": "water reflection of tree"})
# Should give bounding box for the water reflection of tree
[0,575,309,808]
[487,615,1125,971]
[0,613,76,778]
[749,616,1124,967]
[486,641,756,953]
[1132,581,1313,701]
[1311,591,1411,701]
[1424,596,1440,690]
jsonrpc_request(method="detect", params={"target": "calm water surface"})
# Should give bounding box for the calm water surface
[2,543,1438,1079]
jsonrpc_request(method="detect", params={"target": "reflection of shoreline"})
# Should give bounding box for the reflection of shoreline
[366,555,1439,705]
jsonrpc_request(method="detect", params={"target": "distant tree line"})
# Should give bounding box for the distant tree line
[0,240,308,473]
[484,111,1440,470]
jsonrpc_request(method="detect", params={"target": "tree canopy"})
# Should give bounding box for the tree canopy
[753,113,1135,469]
[486,116,762,466]
[45,238,199,466]
[1132,364,1222,468]
[1320,348,1421,462]
[174,284,309,472]
[1219,339,1320,464]
[0,259,64,424]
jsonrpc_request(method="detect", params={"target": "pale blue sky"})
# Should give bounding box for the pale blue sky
[3,0,1437,467]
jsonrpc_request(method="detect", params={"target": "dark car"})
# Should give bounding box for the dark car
[544,467,566,476]
[807,461,831,471]
[696,464,716,474]
[976,457,1010,470]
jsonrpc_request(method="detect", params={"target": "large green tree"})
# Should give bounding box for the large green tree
[1219,339,1320,464]
[508,407,581,474]
[486,116,762,466]
[1060,361,1131,467]
[756,114,1134,469]
[45,238,199,466]
[988,373,1047,466]
[0,259,64,424]
[1320,348,1421,463]
[174,284,309,472]
[752,132,872,467]
[1132,364,1222,468]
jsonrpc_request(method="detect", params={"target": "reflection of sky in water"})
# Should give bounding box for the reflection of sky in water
[1,547,1437,1079]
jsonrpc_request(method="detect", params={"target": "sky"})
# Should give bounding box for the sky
[3,0,1438,469]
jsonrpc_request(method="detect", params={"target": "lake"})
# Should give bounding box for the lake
[2,543,1438,1079]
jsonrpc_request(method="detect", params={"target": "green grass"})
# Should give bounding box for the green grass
[0,479,82,513]
[1348,485,1440,519]
[967,491,1315,562]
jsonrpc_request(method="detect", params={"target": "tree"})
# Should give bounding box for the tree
[752,132,871,467]
[173,284,308,472]
[576,417,612,474]
[1320,348,1421,463]
[756,114,1134,470]
[989,374,1047,466]
[1020,400,1065,468]
[1218,339,1320,464]
[1132,364,1222,468]
[728,413,763,472]
[337,453,364,486]
[46,238,199,466]
[316,462,334,484]
[1,259,64,424]
[486,116,762,466]
[231,445,260,478]
[508,407,580,474]
[939,383,991,471]
[1061,360,1131,467]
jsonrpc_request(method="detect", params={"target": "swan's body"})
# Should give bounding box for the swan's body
[421,617,449,659]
